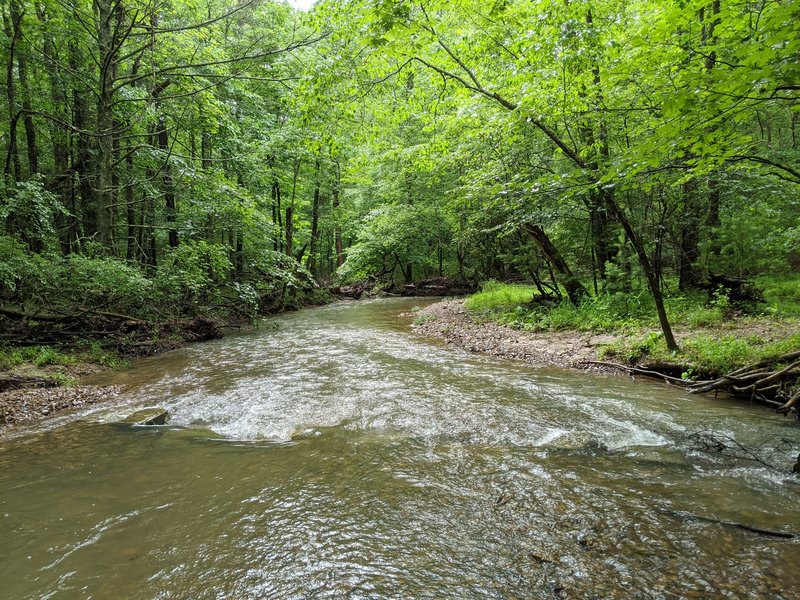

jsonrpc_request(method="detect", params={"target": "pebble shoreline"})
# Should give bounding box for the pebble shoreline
[410,299,617,370]
[0,385,121,435]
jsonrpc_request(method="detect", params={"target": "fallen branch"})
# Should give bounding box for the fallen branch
[582,361,689,385]
[663,509,795,539]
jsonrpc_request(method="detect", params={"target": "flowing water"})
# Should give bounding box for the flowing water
[1,298,799,599]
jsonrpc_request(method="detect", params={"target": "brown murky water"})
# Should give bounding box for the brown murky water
[1,298,799,598]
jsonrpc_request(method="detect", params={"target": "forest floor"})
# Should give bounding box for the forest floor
[411,299,800,377]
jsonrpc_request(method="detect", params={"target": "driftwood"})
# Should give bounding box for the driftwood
[586,350,800,415]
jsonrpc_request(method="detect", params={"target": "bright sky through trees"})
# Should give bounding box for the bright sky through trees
[288,0,315,11]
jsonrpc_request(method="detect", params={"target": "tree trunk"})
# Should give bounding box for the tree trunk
[286,158,300,258]
[3,1,22,181]
[605,194,679,351]
[40,5,71,252]
[332,160,344,268]
[702,1,722,255]
[579,9,616,279]
[285,205,294,259]
[523,223,588,305]
[94,0,115,247]
[157,117,178,248]
[271,178,280,252]
[125,144,137,261]
[307,158,321,277]
[679,180,702,291]
[70,40,94,243]
[13,1,37,177]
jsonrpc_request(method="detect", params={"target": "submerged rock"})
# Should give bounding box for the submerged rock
[119,408,169,426]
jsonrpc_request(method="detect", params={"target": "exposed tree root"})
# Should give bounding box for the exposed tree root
[585,351,800,417]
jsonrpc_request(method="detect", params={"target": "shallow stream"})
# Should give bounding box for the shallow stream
[1,298,799,598]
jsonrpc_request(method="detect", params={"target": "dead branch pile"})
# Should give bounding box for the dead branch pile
[587,350,800,417]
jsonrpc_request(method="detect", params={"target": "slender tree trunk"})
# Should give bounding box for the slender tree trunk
[70,40,94,241]
[94,0,115,247]
[605,194,679,351]
[271,178,280,252]
[235,230,243,280]
[332,160,344,268]
[12,3,37,176]
[125,143,136,260]
[3,2,22,181]
[157,117,178,248]
[702,1,722,256]
[285,205,294,259]
[679,180,702,290]
[201,131,212,170]
[286,158,300,258]
[579,9,615,279]
[40,6,71,252]
[275,176,283,252]
[307,158,321,277]
[457,212,467,281]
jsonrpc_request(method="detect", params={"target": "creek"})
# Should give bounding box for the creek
[1,298,799,598]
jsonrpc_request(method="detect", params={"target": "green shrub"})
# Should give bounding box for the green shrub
[600,332,664,363]
[758,275,800,316]
[56,255,153,315]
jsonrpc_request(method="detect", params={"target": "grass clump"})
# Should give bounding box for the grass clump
[0,341,125,375]
[602,331,800,377]
[679,336,757,374]
[468,283,653,332]
[758,274,800,317]
[0,345,76,369]
[75,340,126,369]
[465,280,539,312]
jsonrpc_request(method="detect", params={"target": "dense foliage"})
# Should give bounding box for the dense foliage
[1,0,798,347]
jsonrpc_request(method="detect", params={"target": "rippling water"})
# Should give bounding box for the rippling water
[1,298,799,598]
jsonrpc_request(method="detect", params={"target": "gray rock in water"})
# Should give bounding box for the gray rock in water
[119,408,169,426]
